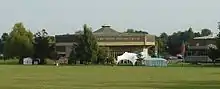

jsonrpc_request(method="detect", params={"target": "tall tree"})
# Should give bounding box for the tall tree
[185,27,195,42]
[33,29,50,64]
[167,27,197,56]
[156,37,164,56]
[68,34,83,64]
[0,39,2,55]
[83,24,98,64]
[160,32,168,43]
[201,29,212,36]
[4,22,34,64]
[159,32,169,54]
[0,33,9,55]
[69,24,98,64]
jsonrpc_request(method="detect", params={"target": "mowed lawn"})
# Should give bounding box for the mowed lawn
[0,65,220,89]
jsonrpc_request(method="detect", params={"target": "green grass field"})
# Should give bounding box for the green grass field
[0,65,220,89]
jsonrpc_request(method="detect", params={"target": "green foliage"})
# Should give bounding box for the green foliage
[208,32,220,62]
[160,32,168,44]
[48,36,55,43]
[106,56,115,65]
[166,27,202,56]
[0,33,9,54]
[156,37,165,56]
[208,47,219,62]
[33,29,51,64]
[3,23,34,64]
[69,24,99,65]
[194,32,201,37]
[83,24,99,63]
[49,50,58,61]
[97,47,109,64]
[125,29,148,34]
[126,29,134,33]
[208,27,218,63]
[0,39,3,55]
[201,29,212,36]
[68,42,80,64]
[1,33,9,42]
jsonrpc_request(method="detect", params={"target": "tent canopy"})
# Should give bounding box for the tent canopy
[116,52,138,65]
[116,52,168,66]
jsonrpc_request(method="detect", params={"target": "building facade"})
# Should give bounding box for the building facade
[185,34,217,63]
[55,25,156,58]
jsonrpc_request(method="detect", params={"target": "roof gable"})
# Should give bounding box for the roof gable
[93,25,120,35]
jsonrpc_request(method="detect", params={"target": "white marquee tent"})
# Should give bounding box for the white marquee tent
[116,48,168,67]
[116,52,138,65]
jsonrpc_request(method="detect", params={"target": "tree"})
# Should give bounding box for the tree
[1,33,9,42]
[194,32,201,37]
[97,47,109,64]
[208,38,220,64]
[134,30,148,34]
[159,32,169,55]
[48,36,55,43]
[4,22,34,64]
[126,29,134,33]
[0,33,9,54]
[48,44,59,63]
[0,39,2,55]
[69,24,99,64]
[184,27,195,42]
[125,29,148,34]
[167,32,183,56]
[68,41,81,64]
[207,25,219,64]
[160,32,168,43]
[156,37,164,56]
[82,24,98,64]
[208,47,219,64]
[33,29,50,64]
[0,33,9,60]
[166,27,197,56]
[201,29,212,36]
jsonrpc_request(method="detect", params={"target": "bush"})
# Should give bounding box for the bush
[106,56,116,65]
[97,47,108,64]
[208,48,219,63]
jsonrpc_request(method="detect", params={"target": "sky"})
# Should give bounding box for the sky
[0,0,220,36]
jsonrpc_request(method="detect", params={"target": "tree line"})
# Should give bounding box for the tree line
[125,27,213,56]
[0,23,56,64]
[0,23,115,65]
[0,22,215,65]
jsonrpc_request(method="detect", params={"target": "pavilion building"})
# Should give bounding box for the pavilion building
[55,25,156,58]
[185,34,217,63]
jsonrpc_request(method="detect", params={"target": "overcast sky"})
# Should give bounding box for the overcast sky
[0,0,220,36]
